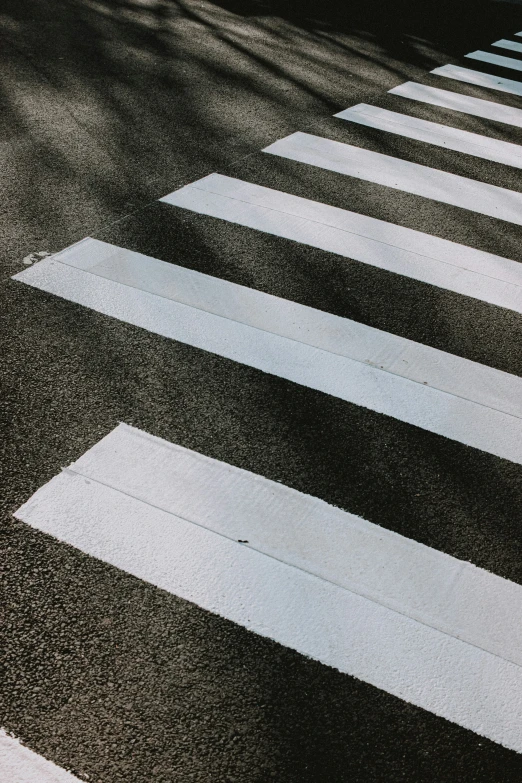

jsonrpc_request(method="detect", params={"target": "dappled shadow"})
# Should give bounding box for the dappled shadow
[2,0,521,267]
[3,1,522,778]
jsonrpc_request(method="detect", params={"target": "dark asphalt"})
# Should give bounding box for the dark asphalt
[1,0,521,271]
[2,1,522,781]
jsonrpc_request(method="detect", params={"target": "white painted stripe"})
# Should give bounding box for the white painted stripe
[466,50,522,72]
[389,81,522,128]
[263,132,522,226]
[163,174,522,312]
[492,38,522,54]
[431,64,522,96]
[13,253,522,464]
[59,423,522,667]
[48,238,522,419]
[0,730,81,783]
[335,103,522,168]
[15,453,522,753]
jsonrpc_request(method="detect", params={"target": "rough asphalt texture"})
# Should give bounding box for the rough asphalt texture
[2,1,522,781]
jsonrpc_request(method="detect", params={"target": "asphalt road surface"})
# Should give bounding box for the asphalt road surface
[2,1,522,781]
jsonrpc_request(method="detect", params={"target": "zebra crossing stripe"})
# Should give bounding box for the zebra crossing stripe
[335,104,522,168]
[389,82,522,128]
[51,423,522,667]
[162,174,522,313]
[465,50,522,72]
[0,730,81,783]
[21,237,522,419]
[263,132,522,226]
[14,424,522,754]
[492,39,522,54]
[431,64,522,96]
[13,243,522,464]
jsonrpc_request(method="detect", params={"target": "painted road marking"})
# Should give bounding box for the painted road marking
[264,132,522,225]
[14,248,522,464]
[335,104,522,168]
[56,423,522,667]
[163,174,522,313]
[492,38,522,54]
[389,81,522,128]
[27,237,522,419]
[14,428,522,754]
[431,64,522,96]
[0,730,81,783]
[465,50,522,72]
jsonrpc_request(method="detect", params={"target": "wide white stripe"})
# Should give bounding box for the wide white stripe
[263,132,522,226]
[493,38,522,54]
[431,64,522,96]
[466,50,522,72]
[14,255,522,464]
[335,103,522,167]
[163,174,522,312]
[61,423,522,667]
[0,730,81,783]
[48,237,522,419]
[389,81,522,128]
[15,463,522,753]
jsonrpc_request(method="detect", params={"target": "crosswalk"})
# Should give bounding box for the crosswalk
[431,63,522,95]
[14,424,522,753]
[263,132,522,224]
[466,49,522,72]
[163,174,522,309]
[493,38,522,54]
[389,81,522,125]
[16,236,522,462]
[335,104,522,167]
[8,21,522,777]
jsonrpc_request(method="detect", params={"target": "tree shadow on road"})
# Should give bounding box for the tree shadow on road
[3,2,522,779]
[1,0,520,265]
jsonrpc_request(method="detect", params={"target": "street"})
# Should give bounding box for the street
[2,1,522,780]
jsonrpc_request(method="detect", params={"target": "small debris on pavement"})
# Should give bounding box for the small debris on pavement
[22,251,53,266]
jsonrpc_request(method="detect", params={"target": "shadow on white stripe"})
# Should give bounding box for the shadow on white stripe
[36,238,522,418]
[13,240,522,464]
[0,730,81,783]
[466,50,522,73]
[335,103,522,168]
[163,174,522,313]
[493,39,522,54]
[389,81,522,128]
[431,64,522,96]
[14,424,522,754]
[263,132,522,226]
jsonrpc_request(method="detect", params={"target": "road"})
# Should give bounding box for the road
[2,1,522,780]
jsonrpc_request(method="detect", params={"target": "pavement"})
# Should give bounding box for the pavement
[2,1,522,781]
